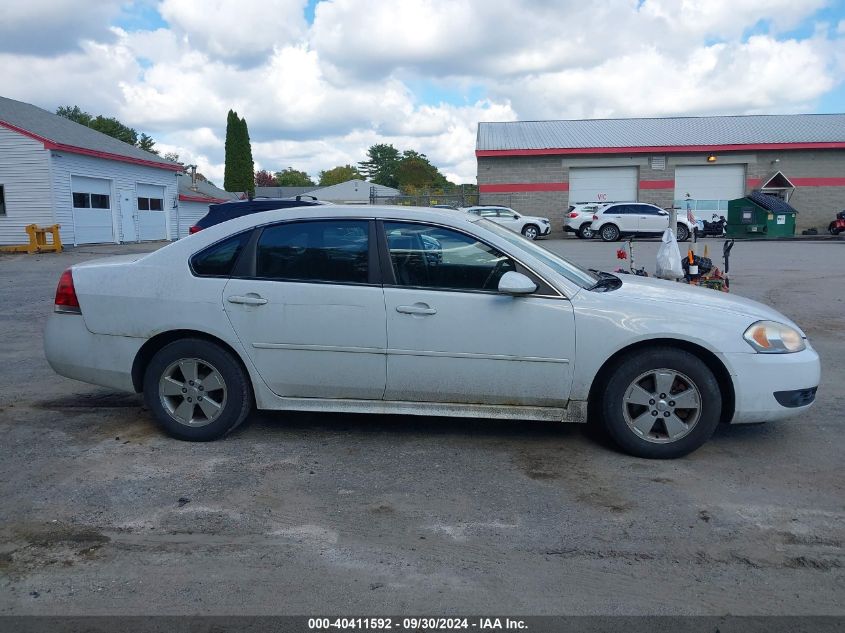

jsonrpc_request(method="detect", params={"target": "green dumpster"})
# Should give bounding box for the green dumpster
[726,192,797,239]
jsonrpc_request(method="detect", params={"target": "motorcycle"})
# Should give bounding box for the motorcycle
[828,210,845,235]
[696,213,727,238]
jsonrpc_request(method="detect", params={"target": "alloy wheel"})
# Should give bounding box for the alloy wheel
[158,358,228,427]
[523,226,538,240]
[621,368,702,443]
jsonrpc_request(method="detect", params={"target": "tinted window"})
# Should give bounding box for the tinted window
[636,205,661,215]
[605,204,627,214]
[191,231,251,277]
[256,220,369,284]
[90,194,110,209]
[385,222,516,292]
[72,192,89,208]
[0,185,5,216]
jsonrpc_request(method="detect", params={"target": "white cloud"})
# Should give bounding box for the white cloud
[0,0,841,185]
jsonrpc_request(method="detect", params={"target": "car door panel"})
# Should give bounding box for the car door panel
[637,205,669,234]
[384,288,574,406]
[223,219,387,400]
[380,221,575,407]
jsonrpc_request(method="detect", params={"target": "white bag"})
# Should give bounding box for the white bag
[656,228,684,279]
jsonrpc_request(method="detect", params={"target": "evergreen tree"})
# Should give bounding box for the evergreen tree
[239,115,255,195]
[223,110,239,192]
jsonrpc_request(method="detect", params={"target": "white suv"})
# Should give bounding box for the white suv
[463,206,551,240]
[564,203,605,239]
[590,203,695,242]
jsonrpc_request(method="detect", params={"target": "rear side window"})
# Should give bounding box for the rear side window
[191,231,251,277]
[256,220,369,284]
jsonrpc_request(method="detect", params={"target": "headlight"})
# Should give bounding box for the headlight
[743,321,806,353]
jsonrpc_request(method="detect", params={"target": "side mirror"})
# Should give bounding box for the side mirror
[498,271,537,295]
[513,215,519,220]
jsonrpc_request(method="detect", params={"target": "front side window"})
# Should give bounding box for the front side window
[384,221,516,292]
[497,209,518,218]
[478,208,499,218]
[256,220,369,284]
[191,231,251,277]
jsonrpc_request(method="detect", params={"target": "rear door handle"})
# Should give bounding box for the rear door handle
[227,294,268,306]
[396,303,436,315]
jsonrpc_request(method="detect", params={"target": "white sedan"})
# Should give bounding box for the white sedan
[462,205,551,240]
[44,206,819,459]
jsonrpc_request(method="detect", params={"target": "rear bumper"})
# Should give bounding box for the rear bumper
[44,313,143,392]
[721,345,821,424]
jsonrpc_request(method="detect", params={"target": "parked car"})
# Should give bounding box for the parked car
[189,195,328,234]
[431,204,459,211]
[564,202,606,239]
[590,202,695,242]
[44,206,819,459]
[462,205,551,240]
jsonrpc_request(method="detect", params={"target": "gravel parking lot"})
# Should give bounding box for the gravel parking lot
[0,236,842,615]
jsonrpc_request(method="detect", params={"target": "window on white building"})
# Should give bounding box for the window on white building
[0,185,6,216]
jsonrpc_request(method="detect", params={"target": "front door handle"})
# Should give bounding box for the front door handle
[396,303,436,315]
[227,294,268,306]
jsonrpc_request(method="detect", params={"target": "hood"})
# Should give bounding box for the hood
[609,274,801,331]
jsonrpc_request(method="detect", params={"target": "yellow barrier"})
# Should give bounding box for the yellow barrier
[0,224,63,254]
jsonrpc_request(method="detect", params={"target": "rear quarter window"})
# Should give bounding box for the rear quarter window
[191,231,251,277]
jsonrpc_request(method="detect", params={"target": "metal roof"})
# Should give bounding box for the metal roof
[0,95,181,169]
[178,178,238,201]
[477,114,845,151]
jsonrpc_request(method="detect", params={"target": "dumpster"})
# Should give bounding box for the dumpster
[726,191,797,239]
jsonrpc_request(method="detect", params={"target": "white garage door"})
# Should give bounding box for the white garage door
[569,167,638,204]
[71,176,115,245]
[674,165,745,215]
[137,183,168,241]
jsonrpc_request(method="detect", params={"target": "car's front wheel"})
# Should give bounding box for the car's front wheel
[677,223,690,242]
[600,224,620,242]
[599,347,721,458]
[579,223,594,239]
[143,338,253,441]
[522,224,540,240]
[829,223,841,235]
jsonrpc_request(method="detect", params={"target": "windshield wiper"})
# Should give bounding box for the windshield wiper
[587,270,622,292]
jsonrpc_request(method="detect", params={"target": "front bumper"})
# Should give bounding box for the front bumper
[539,224,551,236]
[721,345,821,424]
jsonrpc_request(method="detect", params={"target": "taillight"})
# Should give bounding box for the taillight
[568,212,579,218]
[189,225,202,234]
[55,269,81,314]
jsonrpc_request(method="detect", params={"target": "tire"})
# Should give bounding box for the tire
[830,223,841,236]
[143,338,253,441]
[522,224,540,240]
[676,223,690,242]
[600,224,620,242]
[598,346,722,459]
[578,223,594,239]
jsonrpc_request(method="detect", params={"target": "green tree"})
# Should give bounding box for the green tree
[56,105,160,152]
[395,150,451,192]
[137,133,157,155]
[224,110,254,194]
[274,168,315,187]
[318,164,361,186]
[358,144,400,188]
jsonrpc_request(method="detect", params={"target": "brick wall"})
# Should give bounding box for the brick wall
[478,149,845,233]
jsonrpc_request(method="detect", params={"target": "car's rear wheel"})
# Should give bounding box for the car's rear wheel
[143,338,252,441]
[600,224,620,242]
[522,224,540,240]
[677,223,690,242]
[579,223,594,239]
[599,347,721,458]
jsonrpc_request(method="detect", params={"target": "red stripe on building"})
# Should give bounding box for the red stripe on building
[478,182,569,193]
[789,177,845,187]
[476,142,845,158]
[0,120,184,172]
[639,180,674,189]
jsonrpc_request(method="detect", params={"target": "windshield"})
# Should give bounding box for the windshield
[474,218,599,289]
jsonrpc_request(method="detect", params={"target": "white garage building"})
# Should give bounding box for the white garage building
[0,96,182,246]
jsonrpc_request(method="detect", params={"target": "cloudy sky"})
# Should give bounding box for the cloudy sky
[1,0,844,184]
